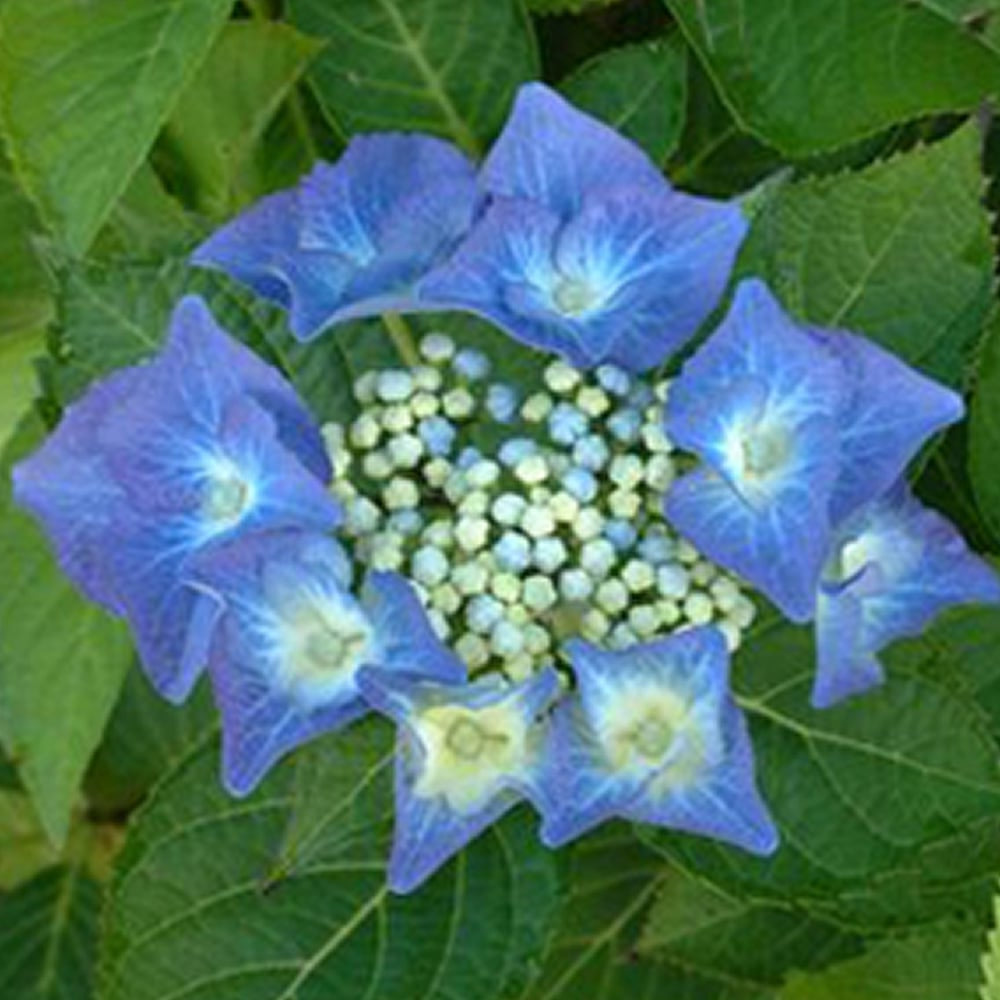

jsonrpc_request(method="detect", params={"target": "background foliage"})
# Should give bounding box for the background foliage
[2,0,1000,997]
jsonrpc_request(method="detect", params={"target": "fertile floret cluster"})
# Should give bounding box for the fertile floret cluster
[322,334,756,681]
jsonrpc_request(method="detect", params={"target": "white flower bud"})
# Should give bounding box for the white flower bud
[573,507,605,541]
[455,515,490,553]
[442,387,475,419]
[382,404,414,433]
[466,459,501,490]
[387,432,424,469]
[413,364,444,392]
[710,577,741,613]
[423,457,452,489]
[521,504,556,539]
[596,578,629,615]
[431,583,461,615]
[491,573,522,604]
[609,454,644,490]
[377,370,414,403]
[515,454,550,485]
[411,391,440,419]
[580,538,616,580]
[657,599,681,626]
[524,623,551,655]
[719,619,742,652]
[576,385,610,417]
[656,564,690,600]
[422,518,454,550]
[458,489,490,517]
[607,489,641,519]
[420,332,455,363]
[455,632,490,670]
[641,422,671,453]
[412,545,450,587]
[683,592,714,625]
[362,450,393,480]
[691,560,717,587]
[544,360,581,394]
[523,575,558,613]
[628,604,661,638]
[621,559,656,593]
[492,492,527,526]
[581,608,610,641]
[549,491,580,523]
[491,620,525,658]
[353,371,378,404]
[521,392,554,422]
[383,476,420,511]
[344,496,381,536]
[559,568,594,602]
[453,561,489,596]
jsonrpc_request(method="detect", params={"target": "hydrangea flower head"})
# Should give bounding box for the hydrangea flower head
[420,84,748,372]
[186,530,465,795]
[13,296,340,701]
[541,627,778,855]
[813,483,1000,708]
[664,279,846,621]
[192,134,478,340]
[357,665,560,893]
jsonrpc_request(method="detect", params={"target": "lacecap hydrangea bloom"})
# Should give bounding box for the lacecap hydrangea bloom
[14,81,999,894]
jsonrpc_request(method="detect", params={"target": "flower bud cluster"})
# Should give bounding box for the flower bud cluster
[322,334,756,681]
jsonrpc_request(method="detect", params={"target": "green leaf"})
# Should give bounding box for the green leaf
[668,58,781,196]
[527,0,623,13]
[739,123,995,386]
[982,884,1000,1000]
[0,863,103,1000]
[0,790,59,891]
[638,868,862,989]
[971,314,1000,538]
[0,139,52,335]
[288,0,539,156]
[0,327,43,449]
[667,0,1000,157]
[0,414,133,847]
[779,926,984,1000]
[162,21,322,219]
[519,826,776,1000]
[83,670,216,817]
[642,613,1000,927]
[559,36,687,164]
[46,256,365,427]
[0,0,234,255]
[99,720,561,1000]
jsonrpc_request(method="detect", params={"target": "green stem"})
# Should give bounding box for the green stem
[242,0,271,19]
[382,313,421,367]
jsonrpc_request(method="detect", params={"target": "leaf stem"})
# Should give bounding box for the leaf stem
[382,313,421,367]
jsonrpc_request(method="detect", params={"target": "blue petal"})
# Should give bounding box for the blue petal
[814,485,1000,707]
[356,667,560,893]
[167,296,333,483]
[12,368,141,613]
[541,630,777,854]
[665,463,833,623]
[481,83,664,216]
[185,531,373,795]
[193,135,478,341]
[813,580,884,709]
[105,396,340,702]
[360,571,467,686]
[664,280,847,620]
[421,188,747,372]
[809,328,964,523]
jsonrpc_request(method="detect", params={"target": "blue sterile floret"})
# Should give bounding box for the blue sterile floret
[419,83,748,373]
[541,627,778,855]
[191,134,478,341]
[813,483,1000,708]
[664,278,966,623]
[185,531,465,795]
[356,665,561,894]
[13,296,339,702]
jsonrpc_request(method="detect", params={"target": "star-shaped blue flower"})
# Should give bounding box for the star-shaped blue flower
[664,279,846,621]
[185,530,465,796]
[541,627,778,855]
[13,296,339,702]
[663,279,965,622]
[419,84,747,372]
[356,665,560,893]
[192,134,478,341]
[813,483,1000,708]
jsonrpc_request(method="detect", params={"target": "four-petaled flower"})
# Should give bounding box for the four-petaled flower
[13,296,340,701]
[193,134,478,340]
[357,665,560,893]
[186,530,466,795]
[420,84,748,372]
[814,483,1000,708]
[541,627,778,855]
[665,278,965,623]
